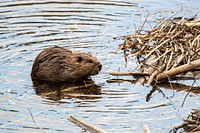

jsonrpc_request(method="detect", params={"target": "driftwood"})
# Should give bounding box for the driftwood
[68,115,106,133]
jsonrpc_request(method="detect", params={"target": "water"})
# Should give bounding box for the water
[0,0,200,132]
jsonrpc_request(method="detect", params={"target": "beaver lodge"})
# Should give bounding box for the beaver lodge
[109,17,200,85]
[108,17,200,132]
[171,109,200,133]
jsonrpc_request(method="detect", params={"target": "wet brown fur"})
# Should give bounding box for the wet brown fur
[31,46,102,82]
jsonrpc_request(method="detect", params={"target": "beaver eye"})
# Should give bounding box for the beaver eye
[77,57,83,62]
[88,60,93,63]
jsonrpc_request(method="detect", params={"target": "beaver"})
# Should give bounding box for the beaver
[31,46,102,82]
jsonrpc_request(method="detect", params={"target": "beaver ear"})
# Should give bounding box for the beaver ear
[77,57,83,62]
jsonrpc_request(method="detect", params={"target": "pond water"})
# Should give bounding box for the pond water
[0,0,200,133]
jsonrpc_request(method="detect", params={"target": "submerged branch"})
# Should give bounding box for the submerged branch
[68,115,106,133]
[28,109,47,133]
[108,71,149,76]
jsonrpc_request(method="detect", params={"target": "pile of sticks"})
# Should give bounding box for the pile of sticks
[114,17,200,85]
[171,109,200,133]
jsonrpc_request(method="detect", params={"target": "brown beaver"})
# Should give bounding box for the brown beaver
[31,46,102,82]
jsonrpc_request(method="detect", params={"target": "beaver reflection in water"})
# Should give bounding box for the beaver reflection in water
[31,46,102,83]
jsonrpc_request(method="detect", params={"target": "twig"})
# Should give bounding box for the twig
[108,71,149,76]
[61,83,96,92]
[145,31,182,59]
[190,124,200,132]
[147,64,165,86]
[68,115,106,133]
[28,109,47,133]
[137,13,149,35]
[181,80,195,107]
[106,79,134,83]
[185,21,200,27]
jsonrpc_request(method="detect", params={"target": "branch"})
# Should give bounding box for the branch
[156,59,200,81]
[68,115,106,133]
[108,71,149,77]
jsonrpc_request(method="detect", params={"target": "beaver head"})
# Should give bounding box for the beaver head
[31,46,102,82]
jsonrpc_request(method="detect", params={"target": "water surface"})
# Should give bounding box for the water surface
[0,0,200,132]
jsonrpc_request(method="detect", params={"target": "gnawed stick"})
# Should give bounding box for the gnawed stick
[156,59,200,81]
[108,72,149,77]
[68,115,106,133]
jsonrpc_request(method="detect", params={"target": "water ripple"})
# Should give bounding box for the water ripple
[0,0,199,133]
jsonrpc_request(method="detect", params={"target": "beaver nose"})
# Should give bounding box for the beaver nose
[98,64,102,70]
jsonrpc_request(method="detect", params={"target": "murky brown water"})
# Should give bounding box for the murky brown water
[0,0,200,133]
